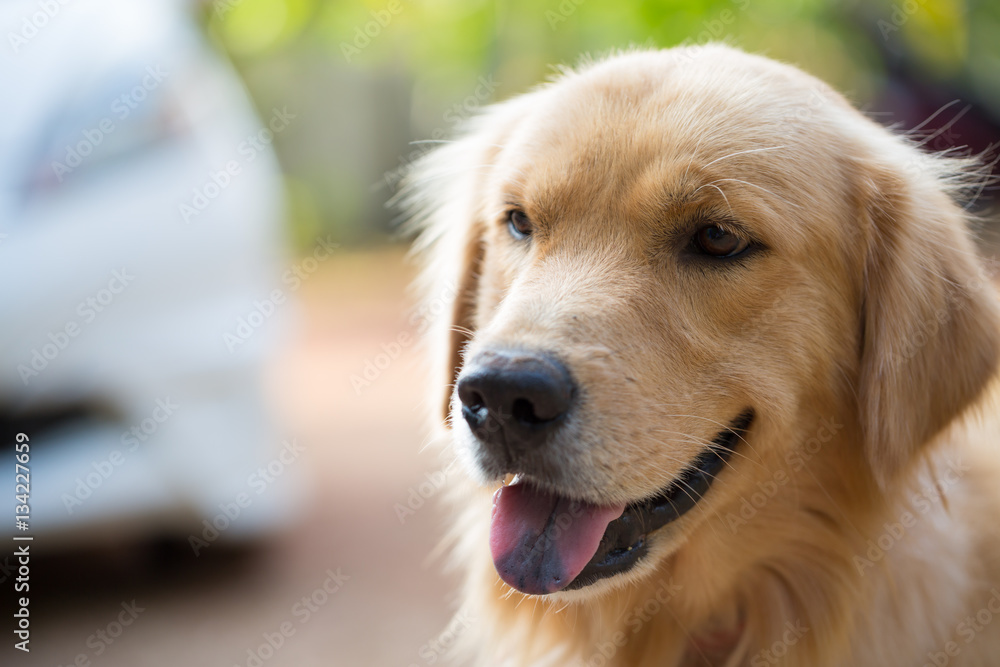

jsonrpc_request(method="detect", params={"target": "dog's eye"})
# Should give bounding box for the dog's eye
[692,225,749,258]
[507,210,533,240]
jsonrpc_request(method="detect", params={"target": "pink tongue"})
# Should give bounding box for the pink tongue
[490,483,626,595]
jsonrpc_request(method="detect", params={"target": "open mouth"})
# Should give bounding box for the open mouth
[489,410,754,595]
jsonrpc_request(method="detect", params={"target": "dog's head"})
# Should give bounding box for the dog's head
[405,45,1000,599]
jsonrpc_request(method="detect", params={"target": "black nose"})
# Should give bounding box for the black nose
[457,350,575,458]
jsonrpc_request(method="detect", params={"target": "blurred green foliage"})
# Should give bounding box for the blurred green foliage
[201,0,999,249]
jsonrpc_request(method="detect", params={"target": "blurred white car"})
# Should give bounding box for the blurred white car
[0,0,304,548]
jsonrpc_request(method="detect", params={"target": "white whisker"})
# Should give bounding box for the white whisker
[701,145,787,169]
[707,178,804,210]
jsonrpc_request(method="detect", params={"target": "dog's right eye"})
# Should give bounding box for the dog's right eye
[507,210,533,240]
[691,224,749,258]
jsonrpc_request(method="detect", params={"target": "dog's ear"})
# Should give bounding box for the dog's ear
[403,143,486,424]
[437,212,485,422]
[858,152,1000,489]
[402,101,526,424]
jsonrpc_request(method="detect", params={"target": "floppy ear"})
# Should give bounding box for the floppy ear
[403,93,536,424]
[858,154,1000,488]
[438,215,485,422]
[401,99,528,424]
[402,144,486,424]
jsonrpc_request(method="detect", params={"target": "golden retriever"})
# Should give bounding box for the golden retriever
[402,45,1000,666]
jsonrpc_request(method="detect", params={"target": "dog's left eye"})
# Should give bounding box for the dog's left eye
[691,225,749,258]
[507,210,533,240]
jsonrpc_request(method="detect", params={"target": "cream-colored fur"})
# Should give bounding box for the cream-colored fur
[402,45,1000,666]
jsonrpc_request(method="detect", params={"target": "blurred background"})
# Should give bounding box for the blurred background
[1,0,998,665]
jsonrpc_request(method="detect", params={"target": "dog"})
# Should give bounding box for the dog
[402,45,1000,666]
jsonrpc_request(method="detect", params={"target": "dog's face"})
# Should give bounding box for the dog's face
[410,46,999,599]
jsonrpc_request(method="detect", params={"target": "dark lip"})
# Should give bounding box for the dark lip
[563,409,755,591]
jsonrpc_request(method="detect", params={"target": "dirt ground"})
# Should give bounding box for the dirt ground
[20,248,462,667]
